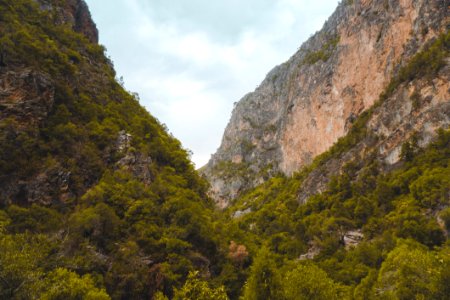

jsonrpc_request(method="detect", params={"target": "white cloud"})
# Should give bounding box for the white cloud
[85,0,339,167]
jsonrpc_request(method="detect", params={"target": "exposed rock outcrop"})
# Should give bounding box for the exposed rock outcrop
[37,0,98,43]
[202,0,449,207]
[115,131,153,185]
[299,244,320,260]
[297,62,450,203]
[15,166,72,206]
[0,69,55,126]
[343,229,364,249]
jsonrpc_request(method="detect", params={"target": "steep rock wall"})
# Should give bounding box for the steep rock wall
[298,60,450,203]
[202,0,448,207]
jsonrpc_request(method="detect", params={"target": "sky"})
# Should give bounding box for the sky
[84,0,340,167]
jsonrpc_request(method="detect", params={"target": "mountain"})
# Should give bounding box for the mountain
[0,0,449,299]
[0,1,230,299]
[201,0,449,208]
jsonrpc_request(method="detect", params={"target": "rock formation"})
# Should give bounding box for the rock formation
[0,69,55,127]
[38,0,99,43]
[202,0,449,208]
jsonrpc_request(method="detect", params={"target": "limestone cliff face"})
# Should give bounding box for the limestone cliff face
[298,61,450,204]
[202,0,448,207]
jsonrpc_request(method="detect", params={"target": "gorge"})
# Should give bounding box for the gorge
[0,0,449,299]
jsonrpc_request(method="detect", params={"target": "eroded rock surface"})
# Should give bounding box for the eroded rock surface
[37,0,98,43]
[297,63,450,204]
[202,0,448,207]
[0,69,55,126]
[115,131,153,185]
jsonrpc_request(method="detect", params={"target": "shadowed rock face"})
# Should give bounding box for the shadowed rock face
[70,0,99,44]
[202,0,449,207]
[37,0,98,43]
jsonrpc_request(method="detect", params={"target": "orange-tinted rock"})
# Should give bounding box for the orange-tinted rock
[202,0,449,207]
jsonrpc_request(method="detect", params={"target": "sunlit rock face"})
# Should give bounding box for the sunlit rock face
[202,0,448,207]
[297,63,450,204]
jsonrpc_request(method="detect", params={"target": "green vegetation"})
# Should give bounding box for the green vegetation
[210,161,252,179]
[173,271,228,300]
[0,0,449,299]
[0,0,204,194]
[0,1,233,299]
[241,247,283,300]
[227,127,449,300]
[282,262,345,300]
[373,241,446,299]
[221,31,450,299]
[303,35,340,65]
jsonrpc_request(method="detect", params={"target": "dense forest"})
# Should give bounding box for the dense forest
[0,0,449,299]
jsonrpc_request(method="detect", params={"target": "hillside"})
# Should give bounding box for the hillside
[0,0,449,299]
[0,1,231,299]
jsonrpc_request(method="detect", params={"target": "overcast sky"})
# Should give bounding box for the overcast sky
[85,0,339,167]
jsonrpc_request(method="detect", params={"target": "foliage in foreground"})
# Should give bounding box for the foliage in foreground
[227,129,450,300]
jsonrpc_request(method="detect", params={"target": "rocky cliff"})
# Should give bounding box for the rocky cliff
[38,0,99,43]
[202,0,449,208]
[297,51,450,204]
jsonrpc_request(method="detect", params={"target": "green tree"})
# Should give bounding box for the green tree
[40,268,110,300]
[282,262,343,300]
[400,138,418,162]
[69,203,122,251]
[241,247,283,300]
[434,246,450,299]
[353,269,378,300]
[374,240,441,299]
[410,167,449,209]
[173,271,228,300]
[6,204,62,233]
[0,233,49,299]
[105,241,152,300]
[439,207,450,232]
